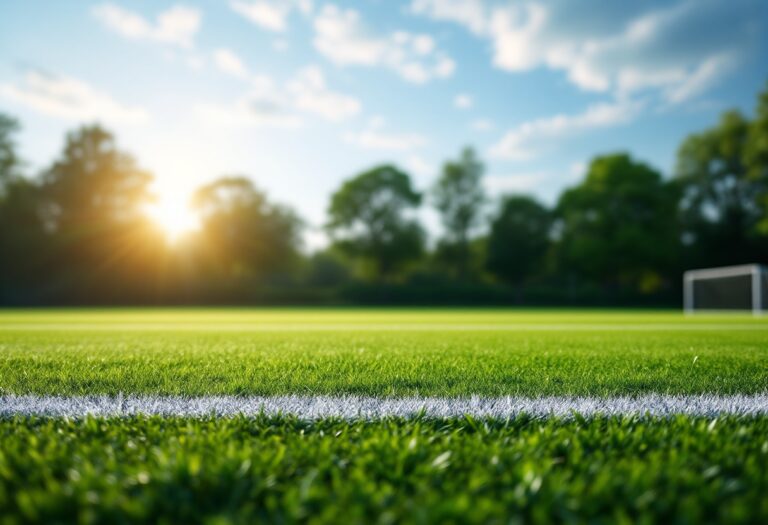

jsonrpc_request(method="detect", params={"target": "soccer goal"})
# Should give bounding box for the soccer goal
[683,264,767,314]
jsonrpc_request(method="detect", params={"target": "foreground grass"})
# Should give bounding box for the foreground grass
[0,309,766,396]
[1,415,767,524]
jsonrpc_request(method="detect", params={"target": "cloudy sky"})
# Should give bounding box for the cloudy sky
[1,0,766,247]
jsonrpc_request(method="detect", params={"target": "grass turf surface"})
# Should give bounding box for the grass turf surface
[2,309,767,524]
[0,309,766,396]
[2,415,768,524]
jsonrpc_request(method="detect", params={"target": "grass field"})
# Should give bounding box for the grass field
[1,309,767,523]
[1,309,767,396]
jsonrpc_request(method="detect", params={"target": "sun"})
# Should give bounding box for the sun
[145,191,199,243]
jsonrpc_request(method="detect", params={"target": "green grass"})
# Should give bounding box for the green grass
[2,415,767,524]
[0,309,766,396]
[2,309,768,523]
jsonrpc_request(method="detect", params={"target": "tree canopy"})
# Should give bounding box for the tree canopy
[193,177,302,282]
[675,105,768,267]
[743,80,768,235]
[42,125,153,231]
[432,147,485,277]
[486,195,551,286]
[0,117,46,302]
[556,153,678,293]
[0,114,21,188]
[326,164,424,280]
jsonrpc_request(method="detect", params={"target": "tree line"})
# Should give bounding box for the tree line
[1,82,767,305]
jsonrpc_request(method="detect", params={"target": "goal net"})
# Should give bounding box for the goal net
[683,264,767,314]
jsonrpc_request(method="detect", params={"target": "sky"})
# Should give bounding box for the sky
[1,0,767,248]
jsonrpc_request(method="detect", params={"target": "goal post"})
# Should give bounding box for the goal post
[683,264,767,315]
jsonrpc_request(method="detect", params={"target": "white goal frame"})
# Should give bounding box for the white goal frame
[683,264,766,315]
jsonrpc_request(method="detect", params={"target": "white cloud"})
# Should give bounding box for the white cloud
[196,77,303,128]
[412,0,757,103]
[313,5,455,84]
[454,93,473,109]
[230,1,288,32]
[288,66,361,121]
[93,3,201,48]
[484,172,546,193]
[201,63,360,126]
[490,99,642,160]
[313,7,380,66]
[0,71,149,124]
[229,0,312,32]
[488,3,548,73]
[213,48,249,79]
[211,46,360,122]
[344,117,426,151]
[664,53,733,105]
[405,155,433,177]
[471,118,494,131]
[410,0,487,35]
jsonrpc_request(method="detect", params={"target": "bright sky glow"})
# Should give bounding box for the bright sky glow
[145,186,199,242]
[0,0,766,249]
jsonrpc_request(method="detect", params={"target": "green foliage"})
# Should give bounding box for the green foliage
[304,250,352,287]
[744,80,768,234]
[0,178,47,300]
[486,195,551,286]
[556,153,679,293]
[0,116,48,302]
[327,165,424,280]
[33,125,168,301]
[675,107,768,265]
[0,113,21,187]
[42,125,153,229]
[0,309,766,397]
[1,415,767,524]
[432,147,486,277]
[193,177,303,281]
[0,121,307,304]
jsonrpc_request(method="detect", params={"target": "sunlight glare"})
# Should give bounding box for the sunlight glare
[146,191,199,243]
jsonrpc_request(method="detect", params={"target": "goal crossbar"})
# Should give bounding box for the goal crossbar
[683,264,766,314]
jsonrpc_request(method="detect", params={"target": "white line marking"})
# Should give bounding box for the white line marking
[1,394,767,418]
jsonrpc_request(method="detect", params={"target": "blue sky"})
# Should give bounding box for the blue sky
[1,0,767,248]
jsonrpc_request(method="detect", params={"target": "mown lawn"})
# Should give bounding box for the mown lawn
[1,309,767,524]
[0,309,766,396]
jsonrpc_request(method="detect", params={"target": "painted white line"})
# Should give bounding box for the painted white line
[1,394,767,419]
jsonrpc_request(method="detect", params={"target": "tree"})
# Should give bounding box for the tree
[305,250,351,287]
[193,177,303,282]
[432,147,485,277]
[40,124,162,300]
[42,125,153,230]
[556,153,678,293]
[0,114,48,303]
[744,81,768,234]
[486,195,551,287]
[0,114,21,188]
[675,109,767,266]
[326,165,424,280]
